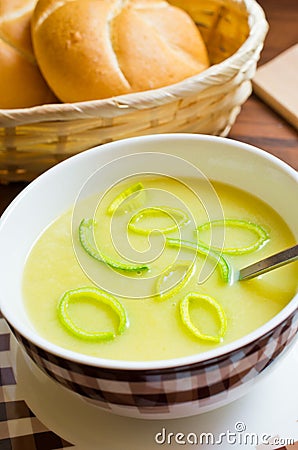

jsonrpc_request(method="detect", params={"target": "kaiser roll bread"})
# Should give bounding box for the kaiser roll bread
[31,0,210,102]
[0,0,56,108]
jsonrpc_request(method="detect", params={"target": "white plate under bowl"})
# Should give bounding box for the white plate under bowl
[10,336,298,450]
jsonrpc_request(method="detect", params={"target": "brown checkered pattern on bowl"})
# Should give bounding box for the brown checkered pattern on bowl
[6,308,298,419]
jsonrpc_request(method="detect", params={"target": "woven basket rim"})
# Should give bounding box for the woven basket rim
[0,0,268,127]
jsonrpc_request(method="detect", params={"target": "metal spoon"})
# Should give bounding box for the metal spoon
[238,244,298,281]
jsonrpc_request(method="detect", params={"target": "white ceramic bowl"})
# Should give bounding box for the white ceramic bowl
[0,134,297,419]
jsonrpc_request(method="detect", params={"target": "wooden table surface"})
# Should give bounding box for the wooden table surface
[230,0,298,169]
[0,0,297,215]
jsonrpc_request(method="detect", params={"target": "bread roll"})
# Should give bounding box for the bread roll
[32,0,209,102]
[0,0,56,109]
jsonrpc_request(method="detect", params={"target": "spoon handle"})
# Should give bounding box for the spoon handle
[239,244,298,281]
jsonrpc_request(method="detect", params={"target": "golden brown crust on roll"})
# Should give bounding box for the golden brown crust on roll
[32,0,132,101]
[0,0,56,109]
[32,0,210,102]
[113,1,209,92]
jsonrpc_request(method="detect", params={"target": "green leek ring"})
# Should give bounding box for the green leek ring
[128,206,189,235]
[79,218,149,272]
[57,287,129,341]
[166,238,231,283]
[107,182,145,215]
[197,219,269,255]
[155,260,196,301]
[180,292,227,343]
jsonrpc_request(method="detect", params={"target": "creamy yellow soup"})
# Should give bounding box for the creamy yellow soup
[23,177,297,361]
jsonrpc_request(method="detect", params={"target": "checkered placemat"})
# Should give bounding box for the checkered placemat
[0,312,73,450]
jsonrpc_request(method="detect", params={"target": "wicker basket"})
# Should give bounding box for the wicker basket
[0,0,268,183]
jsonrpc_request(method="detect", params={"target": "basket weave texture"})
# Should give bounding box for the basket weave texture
[0,0,268,183]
